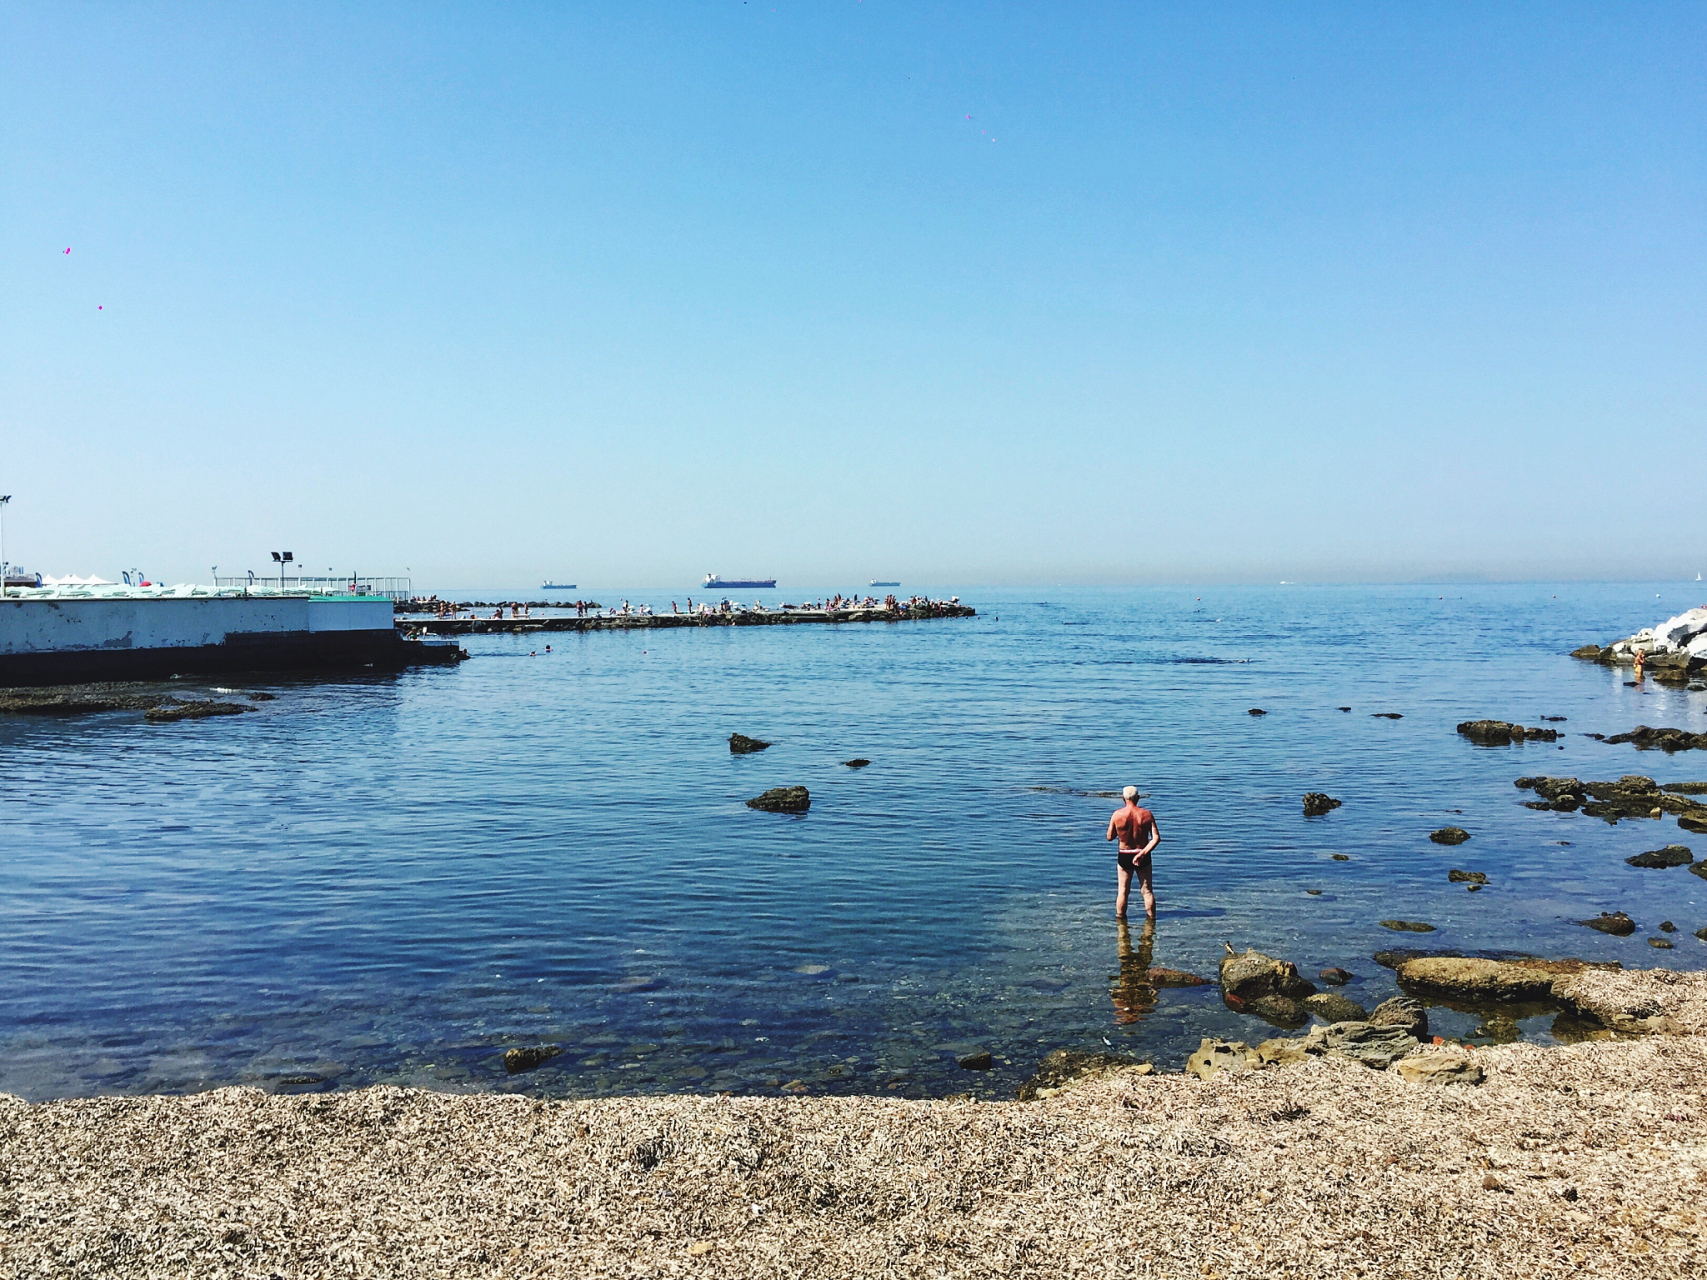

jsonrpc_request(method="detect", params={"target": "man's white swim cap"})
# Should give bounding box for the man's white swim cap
[1122,785,1138,802]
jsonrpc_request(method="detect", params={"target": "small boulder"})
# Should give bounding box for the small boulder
[1626,845,1693,869]
[1017,1049,1151,1101]
[1318,967,1354,986]
[503,1044,563,1074]
[1660,921,1677,932]
[1245,995,1310,1027]
[1448,869,1488,885]
[747,786,810,813]
[1254,1037,1318,1066]
[1145,967,1211,987]
[1369,996,1429,1040]
[1219,946,1317,1001]
[1430,827,1471,845]
[1184,1039,1256,1082]
[957,1050,993,1070]
[1577,911,1636,936]
[1380,920,1436,933]
[1395,1053,1484,1086]
[1649,937,1675,949]
[1303,992,1367,1023]
[1318,1021,1419,1070]
[1248,708,1267,716]
[729,733,771,754]
[1302,792,1342,817]
[843,758,871,768]
[1458,719,1518,745]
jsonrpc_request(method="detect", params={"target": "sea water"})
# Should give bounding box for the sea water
[2,583,1704,1102]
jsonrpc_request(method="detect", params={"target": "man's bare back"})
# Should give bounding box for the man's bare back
[1105,785,1159,920]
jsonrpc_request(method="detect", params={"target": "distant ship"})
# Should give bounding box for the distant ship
[704,574,775,589]
[541,581,577,590]
[870,580,899,587]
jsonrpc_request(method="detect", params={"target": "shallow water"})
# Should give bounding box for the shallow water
[3,583,1705,1102]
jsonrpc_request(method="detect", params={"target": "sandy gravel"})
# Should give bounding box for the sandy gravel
[5,978,1707,1278]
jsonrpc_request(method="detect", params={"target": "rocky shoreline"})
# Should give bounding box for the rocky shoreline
[5,967,1703,1277]
[1573,603,1707,688]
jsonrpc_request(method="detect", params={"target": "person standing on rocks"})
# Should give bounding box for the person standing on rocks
[1106,785,1160,921]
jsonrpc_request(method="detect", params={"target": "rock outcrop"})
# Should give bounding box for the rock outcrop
[1394,1053,1484,1086]
[502,1044,562,1074]
[1301,793,1341,817]
[1447,869,1487,885]
[1516,774,1707,826]
[1573,606,1707,682]
[1429,827,1470,845]
[1368,997,1429,1040]
[1017,1049,1152,1100]
[1396,956,1595,1002]
[1302,992,1367,1023]
[1457,720,1559,745]
[1219,946,1316,1003]
[1626,845,1693,869]
[145,701,254,722]
[1577,911,1636,936]
[746,786,810,813]
[1379,920,1436,933]
[729,733,771,754]
[1605,726,1707,753]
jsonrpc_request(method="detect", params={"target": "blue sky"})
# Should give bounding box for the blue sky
[3,3,1704,589]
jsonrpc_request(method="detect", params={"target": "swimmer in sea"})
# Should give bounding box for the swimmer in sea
[1105,785,1160,921]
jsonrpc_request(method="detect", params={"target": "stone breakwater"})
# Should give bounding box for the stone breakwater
[4,968,1704,1279]
[397,603,977,636]
[1574,604,1707,685]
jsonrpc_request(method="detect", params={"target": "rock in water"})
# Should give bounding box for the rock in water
[1577,911,1636,936]
[1649,937,1675,949]
[1457,720,1558,744]
[1219,946,1317,1002]
[1017,1049,1151,1100]
[1318,967,1354,986]
[1246,995,1310,1027]
[503,1044,563,1074]
[1369,997,1429,1039]
[746,786,810,813]
[1395,1053,1484,1086]
[729,733,771,754]
[145,701,254,722]
[1302,792,1342,817]
[1626,845,1693,868]
[1248,708,1267,716]
[1380,920,1436,933]
[1447,869,1488,885]
[1604,726,1707,752]
[1303,992,1368,1023]
[1430,827,1471,845]
[1395,957,1559,1002]
[1145,967,1211,987]
[957,1050,993,1071]
[843,758,871,768]
[1184,1039,1256,1082]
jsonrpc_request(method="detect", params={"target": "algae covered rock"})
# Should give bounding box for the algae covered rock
[729,733,772,754]
[746,786,810,813]
[503,1044,563,1074]
[1430,827,1471,845]
[1396,957,1558,1002]
[1626,845,1693,869]
[1380,919,1436,933]
[1017,1049,1152,1100]
[1577,911,1636,936]
[1302,792,1342,817]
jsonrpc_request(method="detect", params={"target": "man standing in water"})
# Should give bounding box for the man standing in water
[1106,785,1159,920]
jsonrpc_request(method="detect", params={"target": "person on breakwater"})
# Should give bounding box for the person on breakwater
[1105,786,1159,921]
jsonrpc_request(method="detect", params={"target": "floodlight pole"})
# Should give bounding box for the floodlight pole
[0,495,11,599]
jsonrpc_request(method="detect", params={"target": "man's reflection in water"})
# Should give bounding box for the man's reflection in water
[1110,919,1159,1025]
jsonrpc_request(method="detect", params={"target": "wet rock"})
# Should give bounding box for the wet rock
[1374,713,1403,719]
[1571,644,1612,662]
[746,786,810,813]
[0,683,176,716]
[1316,1021,1419,1070]
[1245,995,1310,1027]
[1430,827,1471,845]
[1319,967,1354,986]
[1665,782,1707,794]
[1219,946,1317,1002]
[1184,1039,1256,1081]
[1604,725,1707,752]
[144,701,254,722]
[1248,708,1267,716]
[729,733,771,754]
[1332,853,1350,861]
[1473,1015,1522,1043]
[1517,773,1707,824]
[843,758,871,768]
[1380,920,1436,933]
[1302,792,1342,817]
[1697,927,1707,943]
[1626,845,1693,869]
[1577,911,1636,936]
[1457,720,1559,745]
[503,1044,563,1074]
[1648,937,1674,949]
[1338,706,1352,712]
[1660,920,1677,932]
[1681,816,1707,835]
[1397,957,1560,1002]
[1692,864,1707,883]
[1369,997,1430,1040]
[957,1050,993,1070]
[1395,1053,1485,1086]
[1448,869,1488,885]
[1017,1049,1152,1100]
[1303,992,1367,1023]
[246,691,277,701]
[1145,967,1211,987]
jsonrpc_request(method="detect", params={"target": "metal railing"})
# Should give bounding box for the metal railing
[215,575,413,601]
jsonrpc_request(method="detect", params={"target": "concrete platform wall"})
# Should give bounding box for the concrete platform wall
[0,596,394,656]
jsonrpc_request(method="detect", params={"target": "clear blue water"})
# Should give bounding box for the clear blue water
[3,583,1705,1102]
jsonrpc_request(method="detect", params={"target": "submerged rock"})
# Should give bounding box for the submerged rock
[1626,845,1693,869]
[1318,967,1354,986]
[1245,995,1310,1027]
[1380,920,1436,933]
[1248,708,1267,716]
[1145,967,1211,987]
[1397,957,1566,1002]
[1577,911,1636,937]
[1017,1049,1152,1100]
[843,758,871,768]
[1303,992,1367,1023]
[729,733,771,754]
[1430,827,1471,845]
[746,786,810,813]
[1302,792,1342,817]
[1605,726,1707,753]
[1374,713,1403,719]
[1457,720,1559,745]
[957,1050,993,1071]
[144,701,254,722]
[503,1044,563,1074]
[1448,869,1488,885]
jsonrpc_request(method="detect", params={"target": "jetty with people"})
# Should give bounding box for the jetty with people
[396,592,975,636]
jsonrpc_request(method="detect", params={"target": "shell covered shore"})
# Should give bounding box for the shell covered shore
[6,970,1705,1279]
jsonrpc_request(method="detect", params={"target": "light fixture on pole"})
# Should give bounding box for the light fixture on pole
[271,550,294,589]
[0,495,10,599]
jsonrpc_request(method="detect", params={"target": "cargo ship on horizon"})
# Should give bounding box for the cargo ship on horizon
[704,573,776,589]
